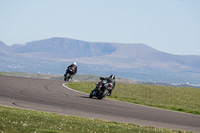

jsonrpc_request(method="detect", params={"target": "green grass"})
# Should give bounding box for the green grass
[67,82,200,115]
[0,73,7,76]
[0,106,189,133]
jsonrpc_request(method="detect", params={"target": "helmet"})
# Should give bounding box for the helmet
[110,75,115,79]
[73,62,77,65]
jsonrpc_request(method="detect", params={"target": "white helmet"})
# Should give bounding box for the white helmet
[110,74,115,79]
[73,62,77,65]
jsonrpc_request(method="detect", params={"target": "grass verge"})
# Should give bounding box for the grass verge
[0,73,7,76]
[66,82,200,115]
[0,106,189,133]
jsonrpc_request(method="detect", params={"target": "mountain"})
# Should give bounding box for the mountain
[10,37,116,59]
[0,41,9,54]
[1,37,200,84]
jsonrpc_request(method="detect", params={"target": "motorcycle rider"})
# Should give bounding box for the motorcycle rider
[106,74,115,96]
[64,62,77,81]
[93,74,116,96]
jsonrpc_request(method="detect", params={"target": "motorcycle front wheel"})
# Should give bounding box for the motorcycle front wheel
[89,91,93,98]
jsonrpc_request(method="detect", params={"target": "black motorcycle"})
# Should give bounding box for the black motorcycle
[89,77,114,99]
[64,67,75,81]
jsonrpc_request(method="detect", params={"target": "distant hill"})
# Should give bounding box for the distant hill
[0,41,9,55]
[9,37,116,59]
[1,37,200,84]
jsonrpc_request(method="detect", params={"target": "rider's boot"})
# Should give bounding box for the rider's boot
[107,90,112,96]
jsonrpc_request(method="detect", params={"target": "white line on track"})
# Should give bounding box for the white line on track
[62,83,88,95]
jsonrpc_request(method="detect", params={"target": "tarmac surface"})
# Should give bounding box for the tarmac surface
[0,75,200,132]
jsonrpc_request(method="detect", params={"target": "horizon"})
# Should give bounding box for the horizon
[1,36,200,56]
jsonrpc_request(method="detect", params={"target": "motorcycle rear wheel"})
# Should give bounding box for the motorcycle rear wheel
[66,73,71,81]
[97,89,107,99]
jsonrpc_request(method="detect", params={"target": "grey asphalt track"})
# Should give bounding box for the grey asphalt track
[0,75,200,132]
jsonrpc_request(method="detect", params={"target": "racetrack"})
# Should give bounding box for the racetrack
[0,75,200,132]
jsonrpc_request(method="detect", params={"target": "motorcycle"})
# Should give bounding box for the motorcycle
[89,77,113,99]
[64,67,75,81]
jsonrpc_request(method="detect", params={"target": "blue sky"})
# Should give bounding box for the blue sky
[0,0,200,55]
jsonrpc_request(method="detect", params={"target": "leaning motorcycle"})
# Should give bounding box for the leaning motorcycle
[89,77,113,99]
[64,67,75,81]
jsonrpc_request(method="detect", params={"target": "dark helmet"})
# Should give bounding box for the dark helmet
[110,75,115,79]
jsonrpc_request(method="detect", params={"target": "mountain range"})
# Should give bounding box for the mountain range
[0,37,200,85]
